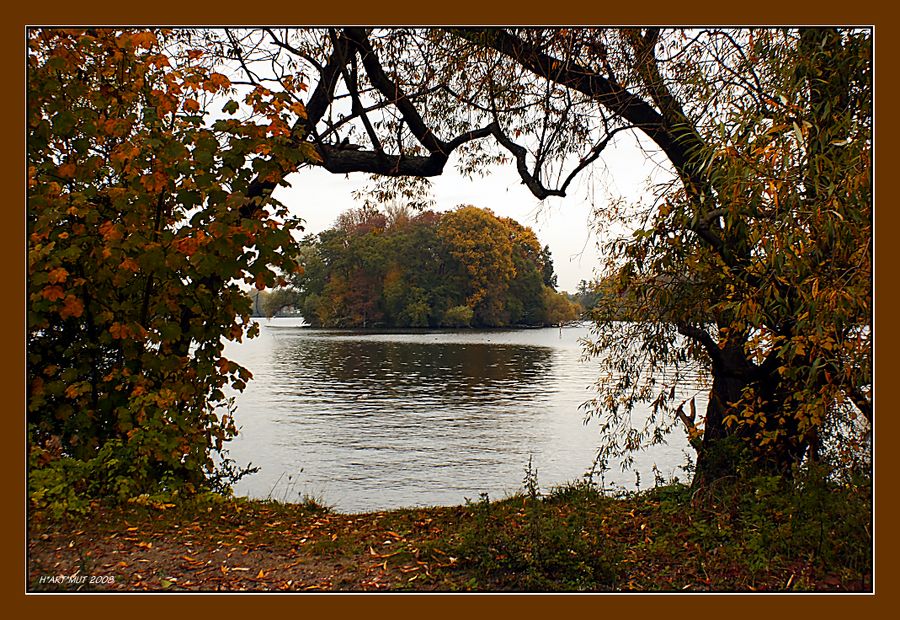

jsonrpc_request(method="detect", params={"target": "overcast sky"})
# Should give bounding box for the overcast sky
[273,130,673,293]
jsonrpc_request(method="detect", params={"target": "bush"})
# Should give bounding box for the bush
[441,305,474,328]
[683,461,872,587]
[739,464,872,581]
[450,466,620,591]
[28,435,256,519]
[29,439,150,518]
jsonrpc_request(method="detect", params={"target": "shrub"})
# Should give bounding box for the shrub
[441,305,474,328]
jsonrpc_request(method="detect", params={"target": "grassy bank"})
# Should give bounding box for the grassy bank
[27,469,871,592]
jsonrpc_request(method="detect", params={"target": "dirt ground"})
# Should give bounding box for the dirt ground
[27,499,471,592]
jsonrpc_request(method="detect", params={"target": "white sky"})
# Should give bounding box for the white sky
[273,130,672,293]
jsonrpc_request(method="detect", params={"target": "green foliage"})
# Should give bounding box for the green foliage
[568,280,597,314]
[28,435,203,519]
[445,455,869,591]
[452,484,620,590]
[680,463,872,586]
[441,305,474,328]
[27,29,310,502]
[453,495,620,591]
[259,287,301,318]
[452,463,619,591]
[581,29,872,481]
[290,204,562,328]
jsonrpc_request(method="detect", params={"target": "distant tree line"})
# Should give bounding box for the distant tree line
[267,204,581,328]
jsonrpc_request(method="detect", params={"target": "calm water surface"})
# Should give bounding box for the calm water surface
[223,318,700,513]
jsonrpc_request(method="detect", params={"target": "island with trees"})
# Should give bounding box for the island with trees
[258,203,581,328]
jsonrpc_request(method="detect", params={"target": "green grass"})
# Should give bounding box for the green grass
[28,467,872,592]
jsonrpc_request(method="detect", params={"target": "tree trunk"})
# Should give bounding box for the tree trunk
[692,364,750,488]
[692,342,810,488]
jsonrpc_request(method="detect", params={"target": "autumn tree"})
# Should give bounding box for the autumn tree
[27,28,310,505]
[260,288,301,318]
[542,287,582,326]
[213,27,871,484]
[289,205,562,329]
[438,206,516,326]
[571,29,873,481]
[381,209,448,326]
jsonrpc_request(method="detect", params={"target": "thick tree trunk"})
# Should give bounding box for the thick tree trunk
[692,364,750,488]
[692,344,810,488]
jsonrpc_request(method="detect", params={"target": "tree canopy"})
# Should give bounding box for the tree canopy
[285,204,579,328]
[209,27,871,481]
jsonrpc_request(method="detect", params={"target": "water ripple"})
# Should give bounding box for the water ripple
[224,320,700,512]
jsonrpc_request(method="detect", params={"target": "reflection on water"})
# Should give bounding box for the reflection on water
[224,319,699,513]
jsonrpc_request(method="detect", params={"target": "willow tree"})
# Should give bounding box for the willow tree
[561,29,873,480]
[503,30,868,483]
[101,28,872,485]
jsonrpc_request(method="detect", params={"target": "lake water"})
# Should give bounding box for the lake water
[223,318,701,513]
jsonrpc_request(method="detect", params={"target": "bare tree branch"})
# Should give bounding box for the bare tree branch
[453,28,698,173]
[263,28,323,73]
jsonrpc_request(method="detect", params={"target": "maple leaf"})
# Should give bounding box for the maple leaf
[140,171,169,193]
[130,32,158,49]
[42,286,65,302]
[210,73,231,88]
[65,384,83,399]
[109,322,129,339]
[174,237,200,257]
[47,267,68,283]
[289,102,307,119]
[99,221,123,242]
[60,295,84,319]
